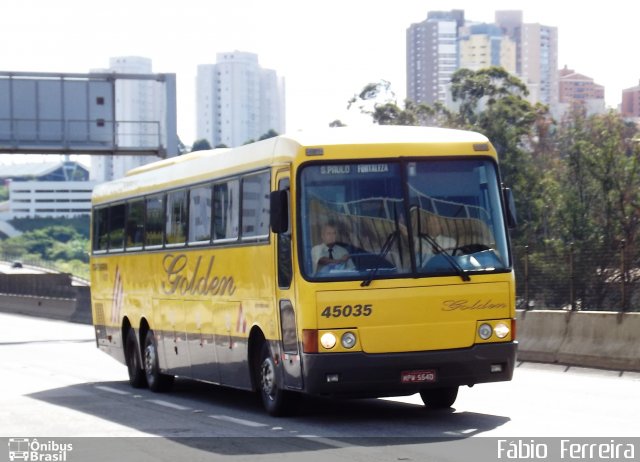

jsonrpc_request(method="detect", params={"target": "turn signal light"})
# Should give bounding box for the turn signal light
[302,329,318,353]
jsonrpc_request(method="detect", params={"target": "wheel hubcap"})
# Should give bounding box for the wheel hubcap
[144,344,155,377]
[260,358,276,400]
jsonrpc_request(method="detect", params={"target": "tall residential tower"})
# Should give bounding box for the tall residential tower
[406,10,465,106]
[197,51,285,148]
[495,11,559,111]
[90,56,164,181]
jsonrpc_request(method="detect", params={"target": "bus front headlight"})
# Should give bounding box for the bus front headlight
[341,332,357,349]
[494,322,510,339]
[320,332,337,349]
[478,323,493,340]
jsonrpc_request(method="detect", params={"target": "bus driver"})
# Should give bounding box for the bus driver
[311,223,354,274]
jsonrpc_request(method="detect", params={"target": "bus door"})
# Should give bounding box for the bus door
[273,172,303,390]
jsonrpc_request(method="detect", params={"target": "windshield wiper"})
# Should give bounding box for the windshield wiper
[418,232,471,282]
[361,231,397,287]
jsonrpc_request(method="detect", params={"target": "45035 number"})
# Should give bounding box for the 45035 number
[321,304,373,318]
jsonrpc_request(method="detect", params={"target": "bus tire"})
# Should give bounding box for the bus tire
[420,386,458,409]
[125,329,147,388]
[143,330,174,392]
[257,342,289,416]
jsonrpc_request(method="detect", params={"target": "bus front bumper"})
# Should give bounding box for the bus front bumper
[300,342,517,397]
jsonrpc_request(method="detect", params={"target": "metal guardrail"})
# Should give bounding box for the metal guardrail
[0,256,89,286]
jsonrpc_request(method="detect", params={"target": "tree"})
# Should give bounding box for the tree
[191,138,212,152]
[348,80,452,127]
[259,129,279,140]
[177,136,189,155]
[450,67,529,128]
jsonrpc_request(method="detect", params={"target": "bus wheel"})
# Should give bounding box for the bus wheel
[125,329,147,388]
[420,386,458,409]
[257,343,289,416]
[143,330,174,392]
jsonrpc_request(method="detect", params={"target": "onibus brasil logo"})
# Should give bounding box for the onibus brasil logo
[8,438,73,461]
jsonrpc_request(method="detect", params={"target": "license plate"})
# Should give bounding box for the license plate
[401,369,437,383]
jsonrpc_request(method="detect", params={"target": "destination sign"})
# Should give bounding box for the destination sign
[320,164,390,175]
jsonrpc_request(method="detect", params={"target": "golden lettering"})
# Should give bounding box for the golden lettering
[162,254,236,296]
[442,299,506,311]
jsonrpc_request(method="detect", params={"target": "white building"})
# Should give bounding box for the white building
[1,161,95,219]
[91,56,163,182]
[197,51,285,148]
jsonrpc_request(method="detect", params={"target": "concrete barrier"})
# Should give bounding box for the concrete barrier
[517,310,640,372]
[0,289,92,324]
[2,292,638,370]
[0,273,92,324]
[516,310,570,364]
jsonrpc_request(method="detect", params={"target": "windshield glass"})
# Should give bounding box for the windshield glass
[408,159,509,276]
[299,159,510,281]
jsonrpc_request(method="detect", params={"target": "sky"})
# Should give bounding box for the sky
[1,0,640,148]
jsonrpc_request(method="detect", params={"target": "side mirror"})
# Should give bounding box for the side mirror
[270,190,289,234]
[503,187,517,229]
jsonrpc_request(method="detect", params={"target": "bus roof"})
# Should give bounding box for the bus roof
[92,126,493,205]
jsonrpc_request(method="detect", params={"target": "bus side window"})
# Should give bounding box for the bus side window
[189,184,213,244]
[93,207,109,252]
[126,199,145,249]
[277,178,292,288]
[109,203,126,251]
[166,189,188,245]
[242,171,270,240]
[145,194,165,247]
[213,179,239,242]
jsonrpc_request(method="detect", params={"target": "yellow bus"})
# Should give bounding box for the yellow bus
[90,126,518,415]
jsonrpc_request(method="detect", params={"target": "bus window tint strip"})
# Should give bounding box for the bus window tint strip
[91,169,271,254]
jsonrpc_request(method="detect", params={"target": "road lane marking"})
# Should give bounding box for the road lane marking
[94,385,131,395]
[209,415,268,427]
[146,399,191,411]
[296,435,353,449]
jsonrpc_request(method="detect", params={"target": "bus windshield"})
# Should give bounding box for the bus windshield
[299,159,510,281]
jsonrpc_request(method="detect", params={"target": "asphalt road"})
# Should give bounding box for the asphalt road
[1,312,638,462]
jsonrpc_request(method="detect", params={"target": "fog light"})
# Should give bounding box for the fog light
[491,363,504,373]
[341,332,357,349]
[494,322,510,339]
[326,374,340,383]
[478,323,493,340]
[320,332,337,349]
